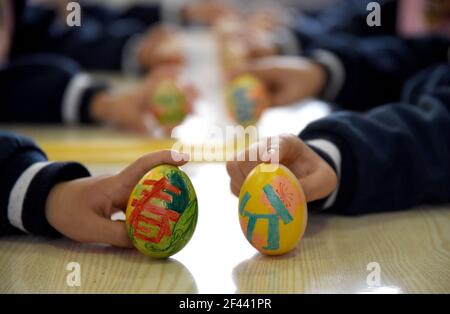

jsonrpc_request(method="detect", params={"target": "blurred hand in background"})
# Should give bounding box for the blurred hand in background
[230,56,326,107]
[226,134,337,202]
[90,66,197,134]
[182,0,234,25]
[137,25,185,71]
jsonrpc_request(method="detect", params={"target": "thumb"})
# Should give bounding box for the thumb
[299,163,338,202]
[117,150,189,189]
[299,171,330,202]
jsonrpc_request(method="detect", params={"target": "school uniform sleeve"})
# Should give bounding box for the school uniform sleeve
[300,64,450,214]
[81,2,162,26]
[0,54,108,124]
[11,0,183,73]
[0,131,90,237]
[277,0,397,55]
[285,0,449,109]
[288,0,398,50]
[306,35,450,109]
[10,2,147,73]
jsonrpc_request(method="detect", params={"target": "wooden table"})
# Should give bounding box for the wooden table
[1,31,449,294]
[1,156,449,293]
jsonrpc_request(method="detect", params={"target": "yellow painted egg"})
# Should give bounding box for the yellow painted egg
[125,164,198,258]
[226,74,270,126]
[238,164,307,255]
[150,79,191,128]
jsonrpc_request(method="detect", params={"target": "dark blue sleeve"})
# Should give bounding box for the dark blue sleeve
[300,65,450,214]
[11,2,153,71]
[0,54,108,124]
[0,131,90,236]
[308,35,450,110]
[43,17,147,71]
[291,0,398,49]
[82,2,162,27]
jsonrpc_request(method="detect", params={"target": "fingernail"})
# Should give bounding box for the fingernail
[174,152,191,161]
[267,148,279,163]
[170,151,189,162]
[180,152,190,162]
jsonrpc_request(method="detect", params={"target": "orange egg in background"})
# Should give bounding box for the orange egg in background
[226,74,270,127]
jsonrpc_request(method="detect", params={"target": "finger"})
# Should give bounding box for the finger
[298,166,336,202]
[233,149,259,187]
[226,161,246,187]
[114,108,146,133]
[150,65,181,81]
[127,112,151,134]
[228,65,273,84]
[230,141,274,183]
[230,180,240,197]
[117,150,189,189]
[91,217,133,248]
[267,134,304,164]
[271,84,302,107]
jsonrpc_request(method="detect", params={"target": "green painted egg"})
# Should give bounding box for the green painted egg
[150,79,191,128]
[125,164,198,258]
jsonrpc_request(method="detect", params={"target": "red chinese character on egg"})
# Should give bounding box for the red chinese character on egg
[129,177,181,243]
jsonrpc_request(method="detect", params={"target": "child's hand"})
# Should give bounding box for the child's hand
[226,134,337,202]
[137,25,184,70]
[231,56,326,107]
[90,87,150,133]
[45,150,189,247]
[90,67,196,134]
[240,29,278,59]
[182,0,233,25]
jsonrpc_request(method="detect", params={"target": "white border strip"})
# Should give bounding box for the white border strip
[62,73,94,125]
[7,162,51,233]
[307,139,341,209]
[312,49,345,101]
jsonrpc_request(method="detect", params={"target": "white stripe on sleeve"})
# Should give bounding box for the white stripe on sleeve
[62,73,94,125]
[7,162,51,233]
[307,139,341,209]
[312,49,345,101]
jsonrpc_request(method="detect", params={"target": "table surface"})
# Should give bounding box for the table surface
[1,31,449,294]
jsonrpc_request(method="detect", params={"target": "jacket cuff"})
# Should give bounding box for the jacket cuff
[7,160,90,237]
[307,49,345,101]
[308,139,341,208]
[62,73,109,125]
[300,128,357,214]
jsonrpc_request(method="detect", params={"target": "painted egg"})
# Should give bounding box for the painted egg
[149,79,191,128]
[126,164,198,258]
[226,74,270,126]
[238,164,307,255]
